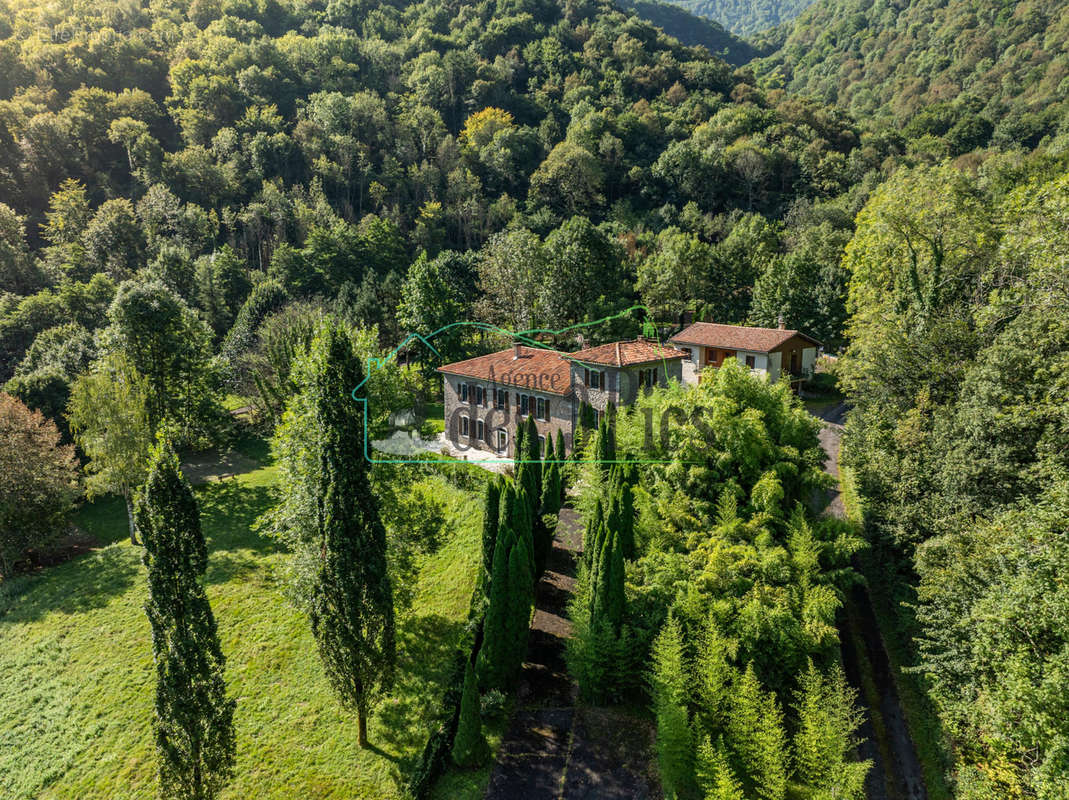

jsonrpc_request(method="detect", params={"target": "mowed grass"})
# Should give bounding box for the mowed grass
[0,461,483,800]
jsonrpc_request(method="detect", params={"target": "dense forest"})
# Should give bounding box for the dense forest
[1,0,1068,798]
[661,0,815,36]
[755,0,1069,151]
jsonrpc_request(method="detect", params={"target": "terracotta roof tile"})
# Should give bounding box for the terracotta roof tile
[569,338,688,367]
[670,322,820,352]
[437,345,572,396]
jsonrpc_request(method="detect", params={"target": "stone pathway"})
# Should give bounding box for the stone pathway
[810,403,927,800]
[484,508,657,800]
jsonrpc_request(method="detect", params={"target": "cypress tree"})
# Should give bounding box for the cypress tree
[541,436,562,522]
[305,322,395,748]
[451,659,490,768]
[480,478,502,586]
[594,410,616,475]
[137,437,235,800]
[617,480,635,560]
[555,429,568,495]
[505,530,535,680]
[477,509,516,692]
[590,523,625,632]
[517,415,548,574]
[576,401,596,454]
[583,498,604,566]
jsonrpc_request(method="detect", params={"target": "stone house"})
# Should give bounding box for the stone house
[438,339,686,456]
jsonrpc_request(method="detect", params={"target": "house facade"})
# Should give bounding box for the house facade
[438,339,685,456]
[669,322,820,388]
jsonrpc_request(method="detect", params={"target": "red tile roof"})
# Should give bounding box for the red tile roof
[670,322,820,352]
[569,338,687,367]
[437,345,572,396]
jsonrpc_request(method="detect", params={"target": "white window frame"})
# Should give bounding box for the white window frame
[476,419,485,442]
[495,428,508,451]
[459,382,468,402]
[536,397,545,420]
[460,416,469,437]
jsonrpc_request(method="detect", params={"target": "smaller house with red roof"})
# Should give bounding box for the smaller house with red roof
[669,321,820,388]
[437,338,686,456]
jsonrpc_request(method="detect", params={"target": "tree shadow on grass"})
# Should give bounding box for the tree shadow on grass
[374,611,466,766]
[0,544,140,624]
[197,481,281,556]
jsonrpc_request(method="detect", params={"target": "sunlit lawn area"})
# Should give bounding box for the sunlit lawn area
[0,455,483,800]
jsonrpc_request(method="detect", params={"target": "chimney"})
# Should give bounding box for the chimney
[777,313,785,330]
[513,342,522,360]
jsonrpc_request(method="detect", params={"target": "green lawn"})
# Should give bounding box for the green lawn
[0,460,482,800]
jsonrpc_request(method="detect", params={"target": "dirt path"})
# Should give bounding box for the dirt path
[811,404,927,800]
[484,508,657,800]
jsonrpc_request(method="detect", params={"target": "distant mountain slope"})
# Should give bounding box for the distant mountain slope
[617,0,758,63]
[660,0,818,36]
[755,0,1069,148]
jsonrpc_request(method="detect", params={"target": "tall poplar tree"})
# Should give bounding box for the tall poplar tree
[304,321,395,748]
[137,437,235,800]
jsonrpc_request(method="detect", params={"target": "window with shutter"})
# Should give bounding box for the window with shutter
[459,383,468,401]
[544,399,551,421]
[536,397,545,419]
[460,416,469,436]
[477,419,484,441]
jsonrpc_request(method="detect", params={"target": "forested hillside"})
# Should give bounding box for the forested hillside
[615,0,757,62]
[0,0,884,408]
[756,0,1069,151]
[839,160,1069,799]
[662,0,816,36]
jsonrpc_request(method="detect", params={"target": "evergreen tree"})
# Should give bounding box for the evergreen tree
[477,506,517,691]
[451,659,490,768]
[137,437,235,800]
[504,528,535,679]
[501,482,535,577]
[727,664,788,800]
[609,464,637,559]
[517,414,548,574]
[590,525,625,632]
[650,615,695,799]
[583,497,604,566]
[576,401,597,454]
[480,477,502,586]
[304,322,395,748]
[555,429,568,494]
[541,434,562,521]
[594,410,616,474]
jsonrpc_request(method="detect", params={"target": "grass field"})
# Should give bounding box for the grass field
[0,453,483,800]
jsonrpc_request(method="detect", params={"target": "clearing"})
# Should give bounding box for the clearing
[0,445,482,800]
